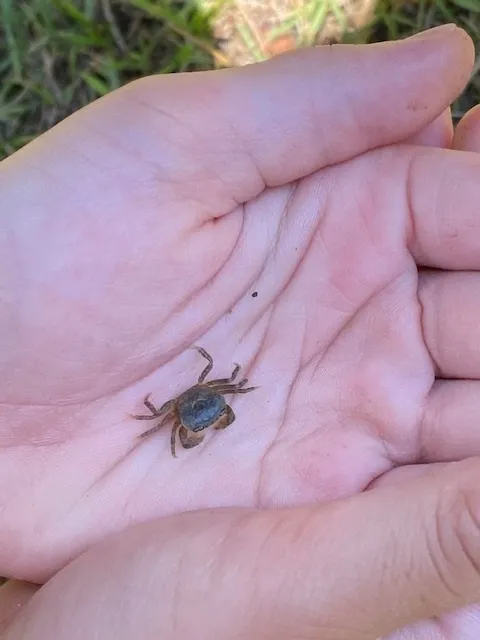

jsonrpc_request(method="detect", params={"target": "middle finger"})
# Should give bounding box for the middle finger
[419,269,480,379]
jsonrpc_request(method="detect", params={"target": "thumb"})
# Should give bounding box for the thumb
[11,25,474,209]
[5,459,480,640]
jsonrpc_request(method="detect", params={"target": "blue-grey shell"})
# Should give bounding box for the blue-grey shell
[177,386,226,432]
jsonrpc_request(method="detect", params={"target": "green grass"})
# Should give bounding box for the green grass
[0,0,479,160]
[0,0,218,158]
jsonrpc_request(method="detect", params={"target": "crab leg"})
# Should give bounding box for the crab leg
[170,419,181,458]
[212,405,235,430]
[138,410,174,439]
[130,396,175,420]
[207,376,248,390]
[195,347,214,383]
[208,384,257,395]
[178,425,205,451]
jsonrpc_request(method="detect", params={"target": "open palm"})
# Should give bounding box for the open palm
[1,30,480,638]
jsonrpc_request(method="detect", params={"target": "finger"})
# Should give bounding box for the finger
[402,108,454,148]
[370,461,450,487]
[140,24,472,191]
[420,380,480,462]
[407,145,480,269]
[7,459,480,640]
[453,105,480,152]
[5,26,473,210]
[418,270,480,378]
[0,580,38,635]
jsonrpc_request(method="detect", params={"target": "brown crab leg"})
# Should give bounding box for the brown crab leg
[178,425,205,451]
[205,365,242,387]
[138,411,173,439]
[207,376,248,390]
[130,396,175,420]
[169,420,177,457]
[195,346,214,383]
[209,385,257,395]
[212,405,235,430]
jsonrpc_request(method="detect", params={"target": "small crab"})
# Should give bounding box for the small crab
[131,347,257,457]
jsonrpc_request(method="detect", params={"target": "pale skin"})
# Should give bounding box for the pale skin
[2,23,480,639]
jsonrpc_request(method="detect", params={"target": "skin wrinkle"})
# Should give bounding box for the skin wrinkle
[264,182,330,368]
[119,452,178,523]
[303,79,331,171]
[206,511,257,606]
[431,490,466,604]
[285,150,430,463]
[73,208,251,405]
[0,400,99,447]
[177,117,268,214]
[120,440,172,506]
[422,153,449,268]
[130,83,266,211]
[267,181,297,261]
[248,513,286,622]
[61,136,112,174]
[130,94,192,131]
[208,107,268,206]
[325,82,369,168]
[418,380,480,465]
[255,379,295,510]
[411,293,433,464]
[1,396,106,410]
[421,273,445,378]
[235,291,274,356]
[240,139,269,199]
[131,73,234,138]
[265,509,356,637]
[406,146,427,264]
[156,208,246,333]
[81,117,218,221]
[417,381,443,464]
[256,178,416,500]
[387,270,431,463]
[453,487,480,583]
[197,152,248,213]
[86,119,181,187]
[170,540,183,640]
[30,435,133,527]
[182,219,272,344]
[252,208,314,506]
[305,246,358,371]
[308,265,424,465]
[242,312,280,510]
[234,183,299,346]
[226,91,273,193]
[310,262,410,380]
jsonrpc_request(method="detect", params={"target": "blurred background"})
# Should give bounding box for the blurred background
[0,0,479,160]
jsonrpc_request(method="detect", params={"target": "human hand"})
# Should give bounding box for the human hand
[3,458,480,640]
[1,22,480,638]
